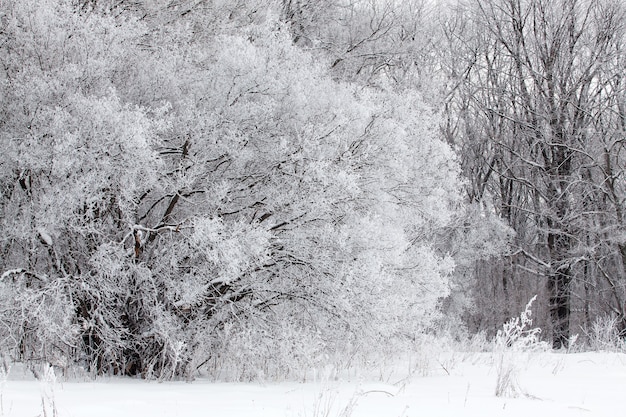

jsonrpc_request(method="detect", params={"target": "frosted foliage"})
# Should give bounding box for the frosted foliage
[457,205,514,264]
[0,0,462,379]
[586,316,626,352]
[495,297,544,352]
[189,218,271,284]
[0,275,77,368]
[361,90,462,232]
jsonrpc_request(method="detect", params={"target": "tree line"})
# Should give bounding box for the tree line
[0,0,624,379]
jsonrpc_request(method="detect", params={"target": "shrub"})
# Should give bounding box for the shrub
[494,296,548,397]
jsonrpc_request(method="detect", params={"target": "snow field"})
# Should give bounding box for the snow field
[1,351,624,416]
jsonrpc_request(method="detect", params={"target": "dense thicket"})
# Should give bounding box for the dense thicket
[0,0,460,378]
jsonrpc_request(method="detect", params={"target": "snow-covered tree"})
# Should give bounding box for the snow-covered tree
[0,0,461,378]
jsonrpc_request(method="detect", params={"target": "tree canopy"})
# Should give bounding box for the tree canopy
[0,0,461,379]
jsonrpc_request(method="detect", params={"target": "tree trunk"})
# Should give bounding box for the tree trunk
[548,261,571,349]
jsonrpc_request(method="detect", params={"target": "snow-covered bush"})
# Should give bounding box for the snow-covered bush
[585,315,625,352]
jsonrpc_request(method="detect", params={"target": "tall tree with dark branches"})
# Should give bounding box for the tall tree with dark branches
[443,0,626,347]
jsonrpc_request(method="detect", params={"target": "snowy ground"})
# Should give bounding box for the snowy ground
[2,351,624,416]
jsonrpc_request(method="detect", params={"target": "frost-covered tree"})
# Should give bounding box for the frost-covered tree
[0,0,461,378]
[280,0,441,91]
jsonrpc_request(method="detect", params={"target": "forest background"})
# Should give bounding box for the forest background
[0,0,625,380]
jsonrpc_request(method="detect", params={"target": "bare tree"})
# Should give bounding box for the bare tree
[444,0,626,347]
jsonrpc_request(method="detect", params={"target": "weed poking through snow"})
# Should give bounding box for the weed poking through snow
[37,364,58,417]
[494,296,548,397]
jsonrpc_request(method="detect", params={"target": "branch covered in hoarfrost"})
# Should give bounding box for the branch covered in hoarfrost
[0,269,47,282]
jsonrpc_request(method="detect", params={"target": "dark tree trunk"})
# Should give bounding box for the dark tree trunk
[545,168,573,349]
[548,262,571,349]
